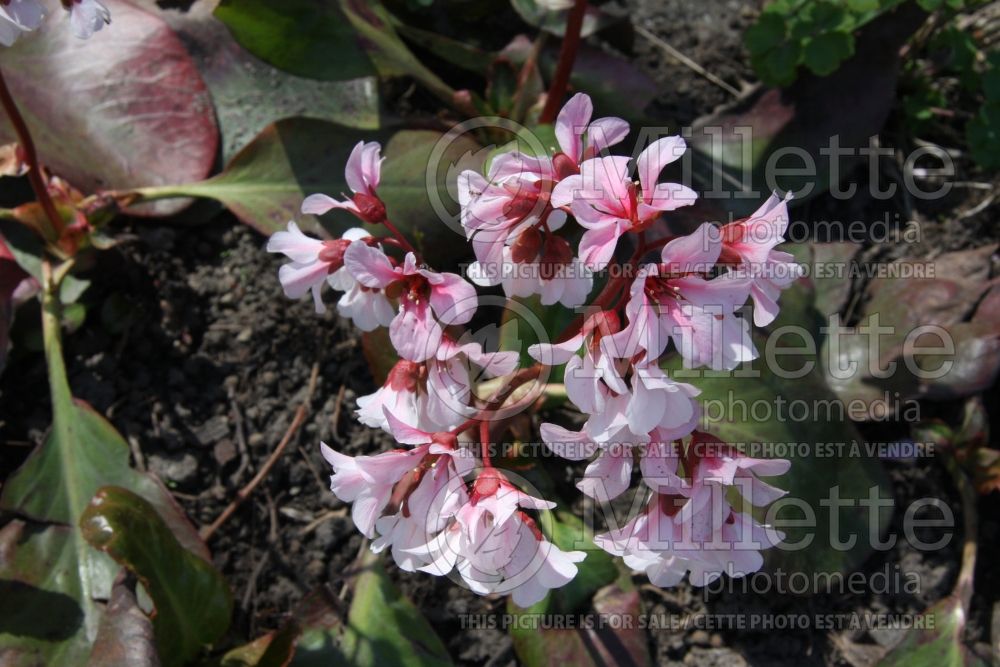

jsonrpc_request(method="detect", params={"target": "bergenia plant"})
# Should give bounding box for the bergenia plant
[269,93,802,607]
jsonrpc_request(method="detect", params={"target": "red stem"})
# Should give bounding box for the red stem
[0,67,65,238]
[382,219,418,257]
[451,365,543,466]
[538,0,588,124]
[480,419,492,468]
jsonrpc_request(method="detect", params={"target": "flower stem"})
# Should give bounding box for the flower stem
[382,219,418,257]
[538,0,588,124]
[0,67,64,238]
[480,419,492,468]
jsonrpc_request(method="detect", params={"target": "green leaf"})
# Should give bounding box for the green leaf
[744,13,786,55]
[0,284,209,666]
[878,594,987,666]
[80,487,233,667]
[799,1,848,33]
[130,120,483,267]
[847,0,880,11]
[499,295,578,382]
[760,40,802,86]
[214,0,375,81]
[393,22,494,74]
[803,31,855,76]
[221,623,299,667]
[338,0,463,111]
[339,550,453,667]
[542,510,618,613]
[982,67,1000,101]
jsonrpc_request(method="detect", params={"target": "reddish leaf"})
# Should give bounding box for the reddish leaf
[86,575,159,667]
[823,245,1000,416]
[130,0,378,162]
[0,0,219,216]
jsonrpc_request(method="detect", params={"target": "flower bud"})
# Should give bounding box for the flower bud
[352,192,387,224]
[552,152,578,180]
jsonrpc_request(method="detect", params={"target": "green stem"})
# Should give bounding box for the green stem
[40,260,99,635]
[944,452,977,610]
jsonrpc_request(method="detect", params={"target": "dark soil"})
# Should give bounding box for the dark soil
[2,0,999,665]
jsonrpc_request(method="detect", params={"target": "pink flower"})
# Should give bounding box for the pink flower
[66,0,110,39]
[344,244,476,362]
[267,224,393,324]
[541,408,700,502]
[607,224,756,370]
[719,192,803,326]
[595,433,789,587]
[623,361,701,438]
[301,141,387,224]
[685,432,791,507]
[320,412,473,546]
[540,422,633,502]
[356,359,439,433]
[458,151,559,268]
[529,311,627,416]
[467,227,594,309]
[595,490,783,587]
[0,0,43,46]
[412,470,586,607]
[550,137,698,270]
[530,314,700,439]
[553,92,629,168]
[425,335,520,429]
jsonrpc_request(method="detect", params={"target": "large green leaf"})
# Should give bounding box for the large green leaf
[339,550,453,667]
[0,0,219,216]
[130,120,483,267]
[0,285,208,666]
[215,0,375,81]
[80,487,233,667]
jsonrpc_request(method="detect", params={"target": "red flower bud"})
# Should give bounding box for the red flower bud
[352,192,387,224]
[552,152,578,180]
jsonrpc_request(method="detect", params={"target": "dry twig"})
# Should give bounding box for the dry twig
[200,362,320,541]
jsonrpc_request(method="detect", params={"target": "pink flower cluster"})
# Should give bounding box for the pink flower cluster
[268,93,802,606]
